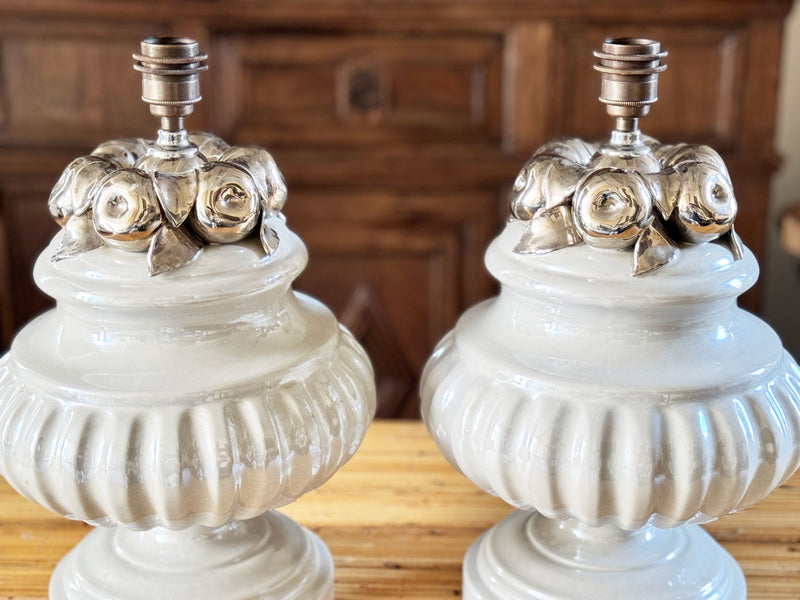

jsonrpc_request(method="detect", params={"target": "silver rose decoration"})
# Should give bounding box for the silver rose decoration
[48,133,288,275]
[511,137,742,275]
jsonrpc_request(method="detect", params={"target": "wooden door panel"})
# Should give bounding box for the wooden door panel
[284,188,499,417]
[210,33,503,147]
[0,22,167,147]
[0,177,59,338]
[548,25,748,151]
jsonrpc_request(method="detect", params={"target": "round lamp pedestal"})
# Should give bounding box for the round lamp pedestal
[51,512,334,600]
[463,511,744,600]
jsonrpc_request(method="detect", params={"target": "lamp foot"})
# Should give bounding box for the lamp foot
[463,510,745,600]
[50,510,333,600]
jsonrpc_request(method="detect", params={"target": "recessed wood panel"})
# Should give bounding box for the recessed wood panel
[283,189,499,417]
[210,34,503,146]
[250,66,336,113]
[0,177,59,336]
[548,26,747,151]
[0,210,12,347]
[0,26,165,146]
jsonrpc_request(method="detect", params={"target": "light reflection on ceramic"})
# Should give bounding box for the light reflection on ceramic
[0,190,374,600]
[48,511,333,600]
[425,224,800,529]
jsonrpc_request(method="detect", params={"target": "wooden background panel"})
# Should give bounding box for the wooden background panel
[0,177,59,337]
[0,209,12,348]
[284,188,499,417]
[0,1,792,27]
[210,34,503,146]
[0,22,166,147]
[548,24,748,151]
[727,164,774,310]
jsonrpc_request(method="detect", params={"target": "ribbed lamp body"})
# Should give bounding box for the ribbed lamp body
[421,220,800,599]
[0,219,376,599]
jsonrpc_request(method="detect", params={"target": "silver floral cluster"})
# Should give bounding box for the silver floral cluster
[510,137,743,275]
[48,133,287,275]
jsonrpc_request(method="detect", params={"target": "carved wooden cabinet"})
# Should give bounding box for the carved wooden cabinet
[0,1,791,417]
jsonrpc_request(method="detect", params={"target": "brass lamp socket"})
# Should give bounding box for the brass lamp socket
[594,38,667,133]
[133,37,208,132]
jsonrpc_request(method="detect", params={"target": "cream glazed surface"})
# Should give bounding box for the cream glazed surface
[423,219,800,531]
[0,217,376,530]
[0,218,376,600]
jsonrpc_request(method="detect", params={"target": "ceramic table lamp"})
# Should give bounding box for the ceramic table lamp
[0,37,376,599]
[421,37,800,599]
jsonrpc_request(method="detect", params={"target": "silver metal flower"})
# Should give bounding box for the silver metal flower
[47,132,289,275]
[49,156,120,226]
[93,169,164,251]
[91,138,149,168]
[191,162,260,244]
[511,137,742,275]
[572,168,654,249]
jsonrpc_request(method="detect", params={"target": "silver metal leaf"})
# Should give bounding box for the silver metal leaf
[260,216,281,256]
[513,205,582,255]
[147,226,203,276]
[153,170,198,228]
[52,213,104,262]
[632,220,679,276]
[717,224,744,261]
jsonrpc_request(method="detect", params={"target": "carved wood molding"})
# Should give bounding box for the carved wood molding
[340,283,416,417]
[0,1,792,25]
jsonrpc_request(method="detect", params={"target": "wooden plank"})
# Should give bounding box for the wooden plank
[0,1,791,30]
[502,21,555,153]
[2,420,800,599]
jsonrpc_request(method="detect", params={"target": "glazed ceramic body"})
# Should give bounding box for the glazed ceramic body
[421,220,800,599]
[0,217,376,599]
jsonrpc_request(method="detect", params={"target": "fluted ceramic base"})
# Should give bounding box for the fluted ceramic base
[463,511,745,600]
[49,511,333,600]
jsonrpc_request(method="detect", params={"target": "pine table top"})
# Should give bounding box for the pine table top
[2,420,800,599]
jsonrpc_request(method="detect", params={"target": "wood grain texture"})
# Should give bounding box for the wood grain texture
[1,420,800,599]
[0,1,792,28]
[211,34,504,146]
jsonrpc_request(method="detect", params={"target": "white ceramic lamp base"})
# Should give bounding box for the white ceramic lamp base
[422,39,800,600]
[0,41,376,600]
[0,229,375,600]
[422,228,800,600]
[463,511,745,600]
[50,510,333,600]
